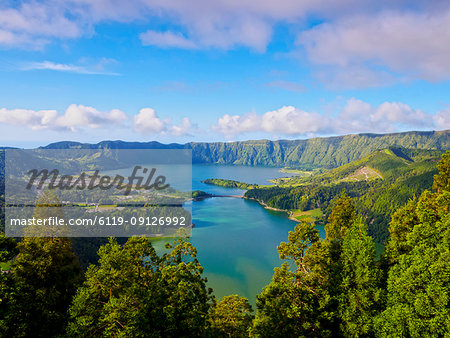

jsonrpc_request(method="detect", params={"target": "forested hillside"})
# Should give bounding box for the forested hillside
[42,129,450,169]
[245,148,445,243]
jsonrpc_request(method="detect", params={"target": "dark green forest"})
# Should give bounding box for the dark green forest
[245,148,444,243]
[202,178,259,190]
[0,151,449,337]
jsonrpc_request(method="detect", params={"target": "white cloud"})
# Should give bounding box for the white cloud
[433,109,450,130]
[0,108,58,130]
[21,61,119,75]
[2,0,450,85]
[55,104,127,131]
[0,100,448,139]
[133,108,167,134]
[0,104,194,135]
[0,0,406,51]
[0,1,83,48]
[213,106,329,135]
[170,117,194,136]
[133,108,194,135]
[334,99,431,134]
[212,99,443,136]
[0,104,127,131]
[299,7,450,82]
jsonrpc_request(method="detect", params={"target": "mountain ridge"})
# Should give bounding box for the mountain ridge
[41,130,450,169]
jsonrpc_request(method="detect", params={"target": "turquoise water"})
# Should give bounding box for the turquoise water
[187,165,324,306]
[108,163,324,305]
[190,197,295,305]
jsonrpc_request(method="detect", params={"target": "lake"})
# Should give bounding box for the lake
[103,163,326,305]
[188,165,325,306]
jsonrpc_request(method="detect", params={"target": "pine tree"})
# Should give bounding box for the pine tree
[253,222,326,337]
[339,219,381,337]
[0,190,83,337]
[210,295,254,337]
[67,237,213,337]
[254,193,377,337]
[376,151,450,337]
[1,236,83,337]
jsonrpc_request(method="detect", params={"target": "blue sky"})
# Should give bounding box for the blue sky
[0,0,449,147]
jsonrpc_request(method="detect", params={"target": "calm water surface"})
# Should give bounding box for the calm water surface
[186,165,325,306]
[109,163,325,305]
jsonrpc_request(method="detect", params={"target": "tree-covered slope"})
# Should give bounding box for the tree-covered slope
[41,130,450,169]
[190,130,449,168]
[244,148,445,243]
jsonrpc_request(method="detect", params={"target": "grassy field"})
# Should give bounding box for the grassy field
[290,208,323,223]
[1,261,12,271]
[280,168,315,175]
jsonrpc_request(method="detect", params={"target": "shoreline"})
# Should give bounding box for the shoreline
[244,197,297,222]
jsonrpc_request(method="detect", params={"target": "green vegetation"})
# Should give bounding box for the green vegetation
[0,193,83,337]
[202,178,260,189]
[376,151,450,336]
[245,148,445,243]
[0,136,449,337]
[192,190,212,200]
[1,237,83,337]
[0,152,448,336]
[210,295,254,337]
[253,153,450,336]
[280,168,315,175]
[190,131,449,168]
[290,208,324,223]
[67,237,213,337]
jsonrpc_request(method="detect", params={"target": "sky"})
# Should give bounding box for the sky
[0,0,450,147]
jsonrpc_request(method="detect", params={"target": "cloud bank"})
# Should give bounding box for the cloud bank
[299,7,450,83]
[0,104,193,136]
[212,99,448,137]
[2,1,450,84]
[0,100,448,139]
[0,104,127,131]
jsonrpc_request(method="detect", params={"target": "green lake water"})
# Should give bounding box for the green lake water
[186,165,326,306]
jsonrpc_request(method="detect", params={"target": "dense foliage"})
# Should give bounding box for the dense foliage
[245,148,443,243]
[253,194,382,337]
[67,237,213,337]
[202,179,259,190]
[192,190,213,200]
[0,151,448,337]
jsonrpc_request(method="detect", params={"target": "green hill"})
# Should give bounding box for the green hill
[279,147,445,186]
[244,148,446,243]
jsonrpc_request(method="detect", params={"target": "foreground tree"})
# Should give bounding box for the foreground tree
[376,151,450,337]
[339,219,381,337]
[67,237,213,337]
[0,232,17,268]
[254,193,383,337]
[1,236,83,337]
[1,190,83,337]
[210,295,254,337]
[254,220,334,337]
